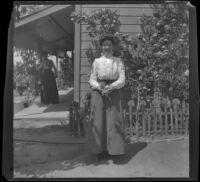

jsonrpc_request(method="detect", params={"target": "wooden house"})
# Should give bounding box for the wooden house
[14,3,190,106]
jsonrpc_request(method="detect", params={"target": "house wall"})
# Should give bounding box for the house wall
[76,4,154,105]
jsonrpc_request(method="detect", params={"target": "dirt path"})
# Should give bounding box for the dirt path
[14,139,189,178]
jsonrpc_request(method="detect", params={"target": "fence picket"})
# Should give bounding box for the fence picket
[182,101,188,135]
[136,111,139,138]
[129,105,133,136]
[180,108,184,134]
[164,106,168,135]
[128,100,135,136]
[123,109,126,134]
[159,112,163,135]
[174,107,179,135]
[170,108,174,135]
[185,104,189,135]
[153,109,157,135]
[142,111,146,136]
[77,114,81,136]
[185,116,188,135]
[148,109,151,136]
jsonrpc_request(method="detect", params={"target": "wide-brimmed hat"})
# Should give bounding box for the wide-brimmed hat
[99,34,115,46]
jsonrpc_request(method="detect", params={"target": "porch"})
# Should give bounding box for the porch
[14,88,73,128]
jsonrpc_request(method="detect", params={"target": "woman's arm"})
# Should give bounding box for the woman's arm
[50,60,58,78]
[37,61,43,71]
[88,59,101,90]
[110,59,125,89]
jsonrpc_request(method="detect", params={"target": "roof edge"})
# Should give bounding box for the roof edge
[15,5,73,28]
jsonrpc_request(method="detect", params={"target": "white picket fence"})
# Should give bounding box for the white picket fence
[123,100,189,138]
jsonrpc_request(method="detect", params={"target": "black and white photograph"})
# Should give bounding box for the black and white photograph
[6,1,197,179]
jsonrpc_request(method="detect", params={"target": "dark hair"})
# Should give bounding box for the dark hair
[99,35,115,46]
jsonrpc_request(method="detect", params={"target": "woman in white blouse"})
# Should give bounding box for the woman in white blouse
[86,34,126,161]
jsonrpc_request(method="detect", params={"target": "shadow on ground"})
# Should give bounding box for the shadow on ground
[64,142,147,169]
[14,142,147,177]
[42,89,74,113]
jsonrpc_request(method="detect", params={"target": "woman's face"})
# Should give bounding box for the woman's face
[41,53,47,60]
[101,40,113,54]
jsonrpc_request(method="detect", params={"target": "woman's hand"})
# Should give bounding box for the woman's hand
[102,85,114,96]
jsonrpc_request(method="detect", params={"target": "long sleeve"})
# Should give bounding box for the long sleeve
[37,62,43,71]
[88,59,101,90]
[110,59,125,89]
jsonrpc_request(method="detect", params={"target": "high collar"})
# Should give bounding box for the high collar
[101,53,113,59]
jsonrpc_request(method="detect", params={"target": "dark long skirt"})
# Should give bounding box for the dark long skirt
[40,69,59,104]
[85,85,125,155]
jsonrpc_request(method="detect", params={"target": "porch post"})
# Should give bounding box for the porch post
[56,50,58,70]
[74,5,81,104]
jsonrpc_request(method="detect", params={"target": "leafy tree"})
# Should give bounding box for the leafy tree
[133,3,189,102]
[14,48,40,98]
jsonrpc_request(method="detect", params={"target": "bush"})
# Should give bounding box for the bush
[59,55,74,88]
[57,70,68,90]
[14,49,40,97]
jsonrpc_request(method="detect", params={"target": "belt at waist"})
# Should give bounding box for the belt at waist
[97,79,116,84]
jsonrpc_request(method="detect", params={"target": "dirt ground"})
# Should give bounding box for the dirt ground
[14,138,189,178]
[13,89,189,178]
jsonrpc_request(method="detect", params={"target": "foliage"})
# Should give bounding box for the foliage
[71,8,121,36]
[71,4,189,112]
[133,4,189,102]
[56,53,74,90]
[14,48,40,97]
[14,4,49,99]
[71,8,121,65]
[59,54,74,88]
[79,92,92,123]
[14,5,49,21]
[57,71,68,90]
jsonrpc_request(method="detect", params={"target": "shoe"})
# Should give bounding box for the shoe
[96,153,103,161]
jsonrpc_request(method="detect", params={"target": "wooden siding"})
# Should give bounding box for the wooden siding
[79,4,153,104]
[81,74,90,82]
[81,57,91,66]
[81,7,153,17]
[81,4,151,8]
[81,32,140,41]
[81,16,142,26]
[81,65,91,74]
[81,82,90,91]
[81,24,142,33]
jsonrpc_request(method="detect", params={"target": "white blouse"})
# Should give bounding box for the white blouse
[88,55,125,90]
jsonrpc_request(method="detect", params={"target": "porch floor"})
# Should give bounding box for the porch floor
[14,88,74,128]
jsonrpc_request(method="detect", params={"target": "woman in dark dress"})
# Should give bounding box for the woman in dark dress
[38,51,59,104]
[86,35,126,161]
